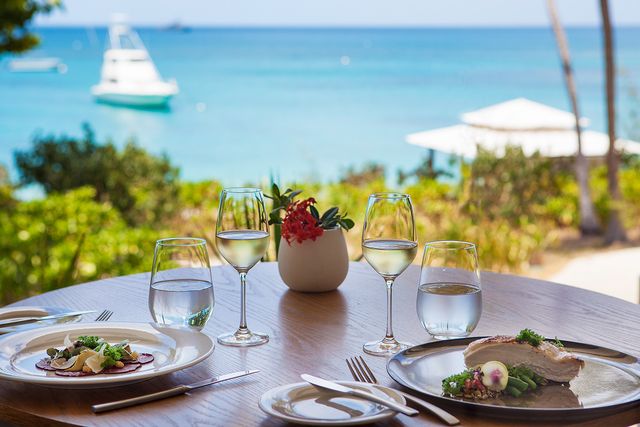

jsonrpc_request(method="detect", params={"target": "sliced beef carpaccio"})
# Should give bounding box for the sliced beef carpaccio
[136,353,154,364]
[123,353,154,365]
[102,363,141,374]
[36,352,152,376]
[463,335,584,383]
[35,358,57,371]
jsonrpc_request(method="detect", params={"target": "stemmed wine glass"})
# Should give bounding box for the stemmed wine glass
[216,188,270,346]
[361,193,417,356]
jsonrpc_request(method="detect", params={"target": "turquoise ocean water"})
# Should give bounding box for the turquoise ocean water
[1,27,639,185]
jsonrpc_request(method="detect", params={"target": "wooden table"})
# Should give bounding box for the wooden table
[1,262,639,426]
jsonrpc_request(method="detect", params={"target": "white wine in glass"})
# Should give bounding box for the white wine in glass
[216,188,270,347]
[361,193,417,356]
[216,230,269,272]
[362,239,417,279]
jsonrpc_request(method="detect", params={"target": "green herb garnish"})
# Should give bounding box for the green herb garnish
[552,337,564,348]
[77,335,102,349]
[100,343,126,368]
[442,370,473,396]
[515,328,544,347]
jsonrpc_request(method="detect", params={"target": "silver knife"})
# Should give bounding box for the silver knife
[91,370,260,413]
[301,374,419,417]
[0,310,96,328]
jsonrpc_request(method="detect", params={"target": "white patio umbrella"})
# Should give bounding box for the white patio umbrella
[407,98,640,158]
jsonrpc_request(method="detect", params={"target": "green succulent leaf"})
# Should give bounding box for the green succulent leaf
[310,205,320,220]
[339,218,355,230]
[321,207,339,221]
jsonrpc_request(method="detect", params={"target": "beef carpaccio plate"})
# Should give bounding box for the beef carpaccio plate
[35,335,154,377]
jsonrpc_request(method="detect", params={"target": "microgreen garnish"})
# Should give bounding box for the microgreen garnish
[442,370,474,396]
[515,328,544,347]
[552,337,564,348]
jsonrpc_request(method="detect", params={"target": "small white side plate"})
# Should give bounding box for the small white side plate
[0,322,214,388]
[259,380,406,426]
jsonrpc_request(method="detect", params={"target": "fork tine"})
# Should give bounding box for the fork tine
[350,357,368,382]
[95,310,113,322]
[354,357,373,383]
[358,356,378,384]
[345,358,359,381]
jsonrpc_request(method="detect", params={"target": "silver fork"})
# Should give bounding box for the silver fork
[95,310,113,322]
[346,356,460,426]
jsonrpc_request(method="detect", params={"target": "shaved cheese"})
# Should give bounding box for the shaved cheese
[65,349,97,372]
[84,344,108,373]
[51,356,77,370]
[63,334,74,350]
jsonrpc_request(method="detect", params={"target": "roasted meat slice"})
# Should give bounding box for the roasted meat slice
[463,335,584,383]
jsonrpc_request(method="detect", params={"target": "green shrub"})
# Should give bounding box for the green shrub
[0,187,160,304]
[3,132,638,306]
[15,124,180,226]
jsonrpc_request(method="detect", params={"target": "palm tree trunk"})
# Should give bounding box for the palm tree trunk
[547,0,601,235]
[599,0,627,243]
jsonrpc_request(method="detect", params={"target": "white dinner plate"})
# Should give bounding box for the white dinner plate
[0,322,214,388]
[0,306,85,335]
[259,380,405,426]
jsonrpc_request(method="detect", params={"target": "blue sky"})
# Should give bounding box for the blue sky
[37,0,640,27]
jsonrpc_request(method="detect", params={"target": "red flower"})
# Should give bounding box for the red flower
[281,198,324,244]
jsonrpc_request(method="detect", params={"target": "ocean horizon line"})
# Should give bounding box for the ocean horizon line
[33,24,640,31]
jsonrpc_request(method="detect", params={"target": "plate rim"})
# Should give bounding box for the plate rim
[0,321,214,386]
[386,336,640,417]
[258,380,405,426]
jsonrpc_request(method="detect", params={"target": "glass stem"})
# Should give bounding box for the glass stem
[238,272,248,332]
[384,279,395,341]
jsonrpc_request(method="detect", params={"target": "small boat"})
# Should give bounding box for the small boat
[161,21,191,32]
[8,57,67,73]
[91,18,178,108]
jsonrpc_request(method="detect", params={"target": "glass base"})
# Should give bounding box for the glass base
[363,337,412,357]
[431,333,471,340]
[217,328,269,347]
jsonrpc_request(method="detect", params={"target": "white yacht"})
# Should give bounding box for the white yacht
[92,18,178,108]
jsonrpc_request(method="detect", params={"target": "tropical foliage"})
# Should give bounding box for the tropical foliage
[1,127,639,305]
[0,0,61,54]
[15,124,180,226]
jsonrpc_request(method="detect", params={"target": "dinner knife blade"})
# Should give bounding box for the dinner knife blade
[301,374,419,416]
[187,370,260,390]
[301,374,353,393]
[92,370,260,413]
[0,310,96,328]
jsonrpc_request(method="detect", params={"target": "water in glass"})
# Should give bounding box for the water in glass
[148,238,214,331]
[149,279,214,328]
[418,240,482,339]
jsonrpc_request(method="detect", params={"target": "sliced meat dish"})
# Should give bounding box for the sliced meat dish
[136,353,154,364]
[123,353,153,364]
[35,358,57,371]
[463,335,584,383]
[102,363,141,374]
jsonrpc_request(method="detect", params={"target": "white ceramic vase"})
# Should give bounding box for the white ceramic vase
[277,228,349,292]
